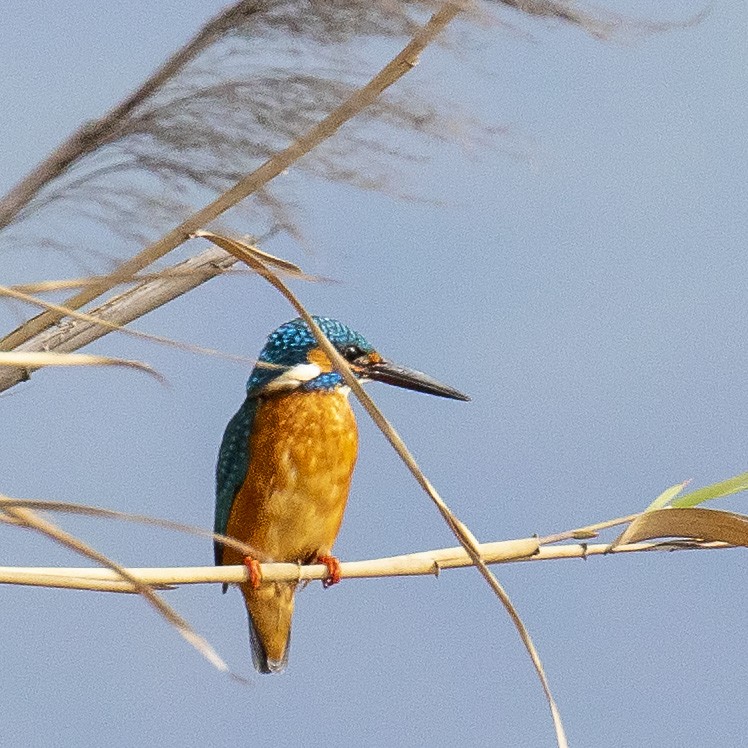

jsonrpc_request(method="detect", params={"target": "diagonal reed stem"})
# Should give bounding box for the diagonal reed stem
[197,230,568,747]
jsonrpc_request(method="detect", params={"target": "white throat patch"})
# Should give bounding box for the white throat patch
[262,363,322,393]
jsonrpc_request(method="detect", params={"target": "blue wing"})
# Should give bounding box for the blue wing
[214,396,257,567]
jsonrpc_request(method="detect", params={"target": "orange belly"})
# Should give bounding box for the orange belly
[223,389,358,567]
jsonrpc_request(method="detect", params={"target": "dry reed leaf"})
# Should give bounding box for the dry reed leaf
[612,508,748,549]
[0,282,253,365]
[10,278,113,294]
[0,496,260,562]
[9,265,269,294]
[3,505,241,679]
[9,271,200,294]
[191,231,308,277]
[0,351,162,380]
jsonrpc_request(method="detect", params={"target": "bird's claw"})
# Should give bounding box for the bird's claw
[243,556,263,589]
[317,555,341,588]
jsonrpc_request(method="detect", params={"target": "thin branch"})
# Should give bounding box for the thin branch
[0,539,732,593]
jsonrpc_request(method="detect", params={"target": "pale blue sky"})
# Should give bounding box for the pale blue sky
[0,2,746,746]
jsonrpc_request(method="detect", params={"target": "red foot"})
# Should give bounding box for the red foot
[243,556,263,589]
[317,555,341,589]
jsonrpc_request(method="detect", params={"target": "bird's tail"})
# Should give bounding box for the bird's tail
[241,582,295,674]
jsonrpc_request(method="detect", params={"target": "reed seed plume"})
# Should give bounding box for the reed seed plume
[0,0,647,264]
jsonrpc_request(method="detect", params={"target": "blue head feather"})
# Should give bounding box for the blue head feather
[246,316,374,395]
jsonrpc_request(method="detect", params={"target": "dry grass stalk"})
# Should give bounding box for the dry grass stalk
[8,266,260,294]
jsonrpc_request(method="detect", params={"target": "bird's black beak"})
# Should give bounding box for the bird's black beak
[359,358,470,401]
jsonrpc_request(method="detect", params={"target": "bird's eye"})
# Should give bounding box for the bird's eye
[342,345,365,361]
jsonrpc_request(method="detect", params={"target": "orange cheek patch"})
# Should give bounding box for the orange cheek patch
[307,347,333,372]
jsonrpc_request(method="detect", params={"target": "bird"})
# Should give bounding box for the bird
[214,316,469,673]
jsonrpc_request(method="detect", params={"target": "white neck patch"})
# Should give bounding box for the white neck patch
[262,363,322,393]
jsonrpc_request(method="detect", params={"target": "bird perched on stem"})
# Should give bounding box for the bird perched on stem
[215,316,469,673]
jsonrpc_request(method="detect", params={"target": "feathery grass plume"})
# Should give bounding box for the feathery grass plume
[0,0,625,242]
[0,2,470,251]
[0,0,656,357]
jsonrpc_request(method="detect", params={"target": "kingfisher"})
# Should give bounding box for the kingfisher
[215,316,469,673]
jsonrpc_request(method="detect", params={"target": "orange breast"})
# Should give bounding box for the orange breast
[223,389,358,567]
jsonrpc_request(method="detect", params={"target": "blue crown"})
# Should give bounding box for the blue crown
[246,317,373,395]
